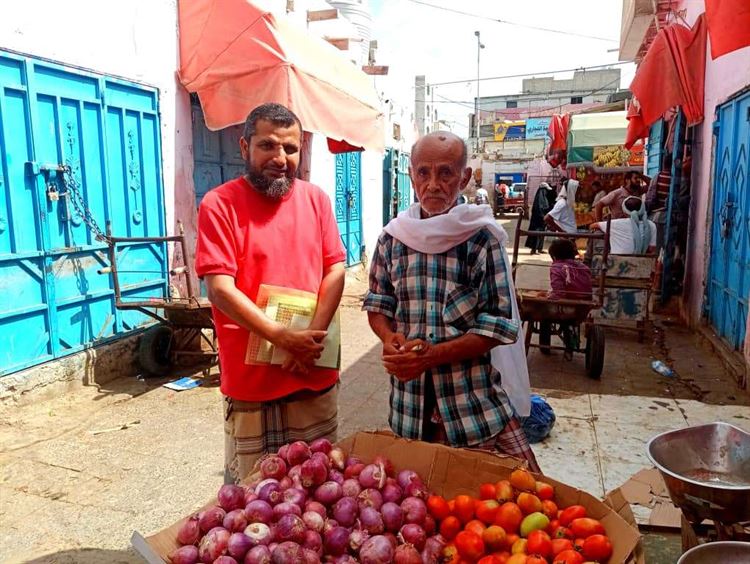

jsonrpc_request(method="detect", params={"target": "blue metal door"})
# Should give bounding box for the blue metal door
[0,51,166,375]
[646,120,664,178]
[382,149,412,225]
[335,152,362,266]
[707,91,750,350]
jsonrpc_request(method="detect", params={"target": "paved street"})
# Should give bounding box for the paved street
[1,225,749,563]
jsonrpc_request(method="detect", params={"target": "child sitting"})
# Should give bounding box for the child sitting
[548,238,593,301]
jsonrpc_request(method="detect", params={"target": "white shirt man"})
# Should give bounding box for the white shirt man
[592,218,657,255]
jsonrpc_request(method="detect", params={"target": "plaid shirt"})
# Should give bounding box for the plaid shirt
[363,228,520,447]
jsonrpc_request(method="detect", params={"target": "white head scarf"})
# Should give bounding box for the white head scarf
[557,179,579,209]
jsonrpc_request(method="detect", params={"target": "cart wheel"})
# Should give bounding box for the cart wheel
[585,325,605,380]
[138,325,174,376]
[539,322,552,355]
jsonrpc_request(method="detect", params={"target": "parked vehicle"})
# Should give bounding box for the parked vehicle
[495,182,528,216]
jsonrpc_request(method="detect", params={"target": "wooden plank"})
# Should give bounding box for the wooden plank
[326,38,350,50]
[362,65,389,75]
[307,8,338,22]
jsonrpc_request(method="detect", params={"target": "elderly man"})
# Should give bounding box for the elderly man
[363,131,539,470]
[195,103,346,484]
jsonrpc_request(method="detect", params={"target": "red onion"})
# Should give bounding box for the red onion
[304,500,326,518]
[328,447,346,470]
[198,527,230,562]
[277,444,290,463]
[274,514,306,544]
[302,548,320,564]
[257,482,283,506]
[281,487,306,510]
[345,456,363,468]
[243,545,271,564]
[322,518,339,534]
[359,506,385,535]
[244,492,259,506]
[271,541,306,564]
[224,509,249,533]
[219,485,247,512]
[332,496,358,527]
[381,481,403,504]
[421,535,447,564]
[199,507,227,533]
[359,535,395,564]
[400,497,427,525]
[394,543,422,564]
[396,470,419,490]
[227,532,254,559]
[333,555,358,564]
[323,526,350,556]
[373,456,394,477]
[342,478,362,498]
[404,480,428,500]
[344,463,366,480]
[384,532,398,548]
[214,556,239,564]
[302,510,325,533]
[287,465,301,482]
[349,527,370,553]
[311,451,331,471]
[309,437,333,454]
[255,478,279,492]
[286,441,311,466]
[423,514,436,536]
[313,481,343,506]
[176,514,201,545]
[245,500,273,524]
[278,476,293,491]
[268,543,278,553]
[399,524,426,550]
[260,456,287,481]
[300,457,328,488]
[328,469,345,485]
[381,502,404,532]
[358,488,384,511]
[168,544,198,564]
[302,529,323,555]
[244,523,273,546]
[272,502,302,521]
[358,464,387,490]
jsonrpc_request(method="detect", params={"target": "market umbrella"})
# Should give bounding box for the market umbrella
[178,0,384,152]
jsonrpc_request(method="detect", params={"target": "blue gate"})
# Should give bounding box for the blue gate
[382,148,411,225]
[0,51,166,375]
[334,152,362,266]
[646,120,664,178]
[707,90,750,350]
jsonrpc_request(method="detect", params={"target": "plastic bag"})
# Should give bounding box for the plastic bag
[521,394,556,443]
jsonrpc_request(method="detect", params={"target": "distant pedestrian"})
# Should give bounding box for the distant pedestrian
[591,180,607,207]
[545,179,579,234]
[525,181,556,254]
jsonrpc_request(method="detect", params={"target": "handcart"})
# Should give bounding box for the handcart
[511,214,611,379]
[98,221,218,377]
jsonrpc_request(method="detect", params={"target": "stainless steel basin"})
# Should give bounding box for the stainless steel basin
[677,541,750,564]
[646,422,750,523]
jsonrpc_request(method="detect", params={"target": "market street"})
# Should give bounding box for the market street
[1,226,748,563]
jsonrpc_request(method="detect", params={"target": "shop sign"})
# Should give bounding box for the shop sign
[525,117,551,140]
[494,120,526,141]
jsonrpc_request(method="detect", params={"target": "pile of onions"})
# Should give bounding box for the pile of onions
[168,440,447,563]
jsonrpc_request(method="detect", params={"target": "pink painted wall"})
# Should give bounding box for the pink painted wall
[674,0,750,350]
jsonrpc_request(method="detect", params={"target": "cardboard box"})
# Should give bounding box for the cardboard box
[132,431,641,563]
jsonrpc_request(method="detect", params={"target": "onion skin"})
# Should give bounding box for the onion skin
[198,527,230,562]
[302,529,323,555]
[309,438,333,454]
[421,535,447,564]
[373,455,394,478]
[323,526,350,556]
[358,464,387,490]
[243,545,271,564]
[358,488,384,512]
[344,463,366,480]
[342,478,362,498]
[199,507,227,533]
[168,544,199,564]
[245,500,273,524]
[404,480,428,500]
[257,482,282,506]
[345,456,363,468]
[227,532,254,559]
[302,511,325,533]
[176,515,201,545]
[302,548,320,564]
[304,501,326,518]
[328,447,346,470]
[400,497,427,525]
[332,496,358,528]
[277,444,289,463]
[328,469,345,485]
[272,501,302,521]
[348,527,370,553]
[359,506,385,535]
[260,456,287,481]
[398,523,426,550]
[219,485,247,512]
[270,541,306,564]
[381,482,403,504]
[300,457,328,488]
[224,509,249,533]
[244,522,273,546]
[381,502,404,532]
[359,534,395,564]
[396,470,419,490]
[423,514,436,536]
[273,514,306,544]
[214,557,239,564]
[394,543,422,564]
[313,481,343,506]
[286,441,312,466]
[281,487,306,510]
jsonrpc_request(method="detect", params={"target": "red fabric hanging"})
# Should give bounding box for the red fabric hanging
[624,99,650,149]
[547,114,571,152]
[706,0,750,59]
[326,138,364,154]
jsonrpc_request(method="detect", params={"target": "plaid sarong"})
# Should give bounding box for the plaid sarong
[223,385,338,484]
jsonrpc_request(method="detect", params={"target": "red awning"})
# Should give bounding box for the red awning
[706,0,750,59]
[178,0,384,152]
[625,14,706,148]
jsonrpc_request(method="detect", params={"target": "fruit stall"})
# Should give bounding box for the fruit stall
[133,432,641,563]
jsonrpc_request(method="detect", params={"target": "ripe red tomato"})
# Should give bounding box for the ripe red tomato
[455,530,486,561]
[495,502,524,534]
[569,517,606,539]
[558,505,587,527]
[427,495,451,521]
[526,530,552,558]
[476,500,501,525]
[551,538,574,556]
[552,549,585,564]
[480,483,498,500]
[553,526,574,540]
[546,519,560,535]
[527,556,547,564]
[465,519,487,537]
[582,534,613,561]
[440,516,462,540]
[454,495,477,523]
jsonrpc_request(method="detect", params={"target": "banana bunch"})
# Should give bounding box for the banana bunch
[593,146,631,167]
[573,202,590,213]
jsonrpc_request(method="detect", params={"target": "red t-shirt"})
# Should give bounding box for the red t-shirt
[194,177,346,401]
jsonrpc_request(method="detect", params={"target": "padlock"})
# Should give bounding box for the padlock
[47,184,60,202]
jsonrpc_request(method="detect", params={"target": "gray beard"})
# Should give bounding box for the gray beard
[246,167,293,200]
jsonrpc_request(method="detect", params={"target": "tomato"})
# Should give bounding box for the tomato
[527,556,547,564]
[476,500,501,525]
[545,519,560,535]
[455,530,486,561]
[574,538,585,550]
[449,499,456,514]
[427,495,451,521]
[483,525,508,552]
[504,533,520,551]
[465,519,487,537]
[454,495,476,523]
[517,492,543,515]
[492,552,511,564]
[510,468,537,492]
[511,538,527,555]
[542,499,558,520]
[553,526,574,540]
[534,481,555,501]
[552,549,585,564]
[480,482,498,500]
[582,534,613,561]
[551,538,574,556]
[569,517,606,539]
[440,515,462,540]
[495,502,524,534]
[506,555,528,564]
[495,480,515,503]
[526,530,552,559]
[443,543,461,564]
[558,505,587,527]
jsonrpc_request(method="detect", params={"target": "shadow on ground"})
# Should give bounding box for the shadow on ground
[20,547,140,564]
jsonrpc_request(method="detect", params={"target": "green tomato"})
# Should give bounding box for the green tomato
[520,511,550,537]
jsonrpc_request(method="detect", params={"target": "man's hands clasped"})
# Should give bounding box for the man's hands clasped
[381,333,433,383]
[276,328,327,374]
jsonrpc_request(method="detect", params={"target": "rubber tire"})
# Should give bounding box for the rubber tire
[138,325,174,376]
[585,325,605,380]
[539,322,552,355]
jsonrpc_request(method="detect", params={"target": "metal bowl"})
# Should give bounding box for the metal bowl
[646,422,750,523]
[677,541,750,564]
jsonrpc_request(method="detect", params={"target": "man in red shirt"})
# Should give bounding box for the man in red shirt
[195,103,346,484]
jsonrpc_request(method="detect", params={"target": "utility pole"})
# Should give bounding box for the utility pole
[474,31,484,153]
